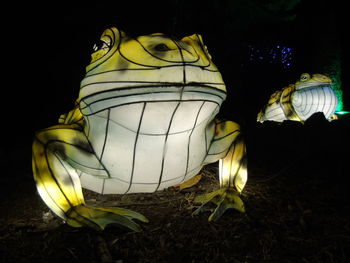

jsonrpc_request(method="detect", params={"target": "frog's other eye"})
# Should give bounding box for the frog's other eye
[300,73,310,81]
[154,43,171,52]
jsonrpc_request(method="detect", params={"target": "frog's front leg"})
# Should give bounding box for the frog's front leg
[32,122,148,231]
[193,120,247,221]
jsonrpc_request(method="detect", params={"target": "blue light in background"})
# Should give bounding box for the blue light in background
[247,44,293,68]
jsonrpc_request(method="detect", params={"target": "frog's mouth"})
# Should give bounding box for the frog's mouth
[80,85,226,134]
[80,85,226,114]
[295,82,332,91]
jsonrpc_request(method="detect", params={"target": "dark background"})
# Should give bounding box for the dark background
[4,0,348,147]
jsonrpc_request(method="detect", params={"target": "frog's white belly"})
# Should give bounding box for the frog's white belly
[78,87,224,194]
[292,86,338,120]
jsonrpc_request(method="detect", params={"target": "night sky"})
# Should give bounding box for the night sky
[5,0,348,146]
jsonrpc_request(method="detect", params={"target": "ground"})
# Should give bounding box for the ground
[1,114,349,263]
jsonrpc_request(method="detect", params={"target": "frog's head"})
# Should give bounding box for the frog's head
[295,73,332,91]
[80,27,225,99]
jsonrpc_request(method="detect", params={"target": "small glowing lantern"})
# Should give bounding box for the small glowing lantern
[32,27,247,231]
[257,73,338,123]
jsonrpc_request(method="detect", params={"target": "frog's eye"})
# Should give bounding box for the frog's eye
[92,40,105,52]
[92,39,110,52]
[154,43,171,52]
[90,36,112,63]
[300,73,310,81]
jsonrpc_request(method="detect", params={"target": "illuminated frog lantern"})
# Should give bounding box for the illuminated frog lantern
[32,27,247,231]
[257,73,338,123]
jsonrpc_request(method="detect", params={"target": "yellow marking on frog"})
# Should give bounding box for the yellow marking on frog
[178,174,202,190]
[58,100,83,125]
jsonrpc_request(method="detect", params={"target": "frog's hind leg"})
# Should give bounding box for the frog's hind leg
[194,120,247,221]
[280,86,302,122]
[32,124,147,231]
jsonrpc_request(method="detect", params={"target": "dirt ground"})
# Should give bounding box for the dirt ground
[1,114,349,263]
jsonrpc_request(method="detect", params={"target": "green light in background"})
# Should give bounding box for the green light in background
[335,111,350,115]
[322,57,343,111]
[329,75,343,111]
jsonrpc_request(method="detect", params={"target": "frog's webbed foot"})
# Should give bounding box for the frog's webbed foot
[66,205,148,232]
[193,188,244,222]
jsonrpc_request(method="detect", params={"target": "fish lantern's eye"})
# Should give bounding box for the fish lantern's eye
[300,73,310,81]
[154,43,171,51]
